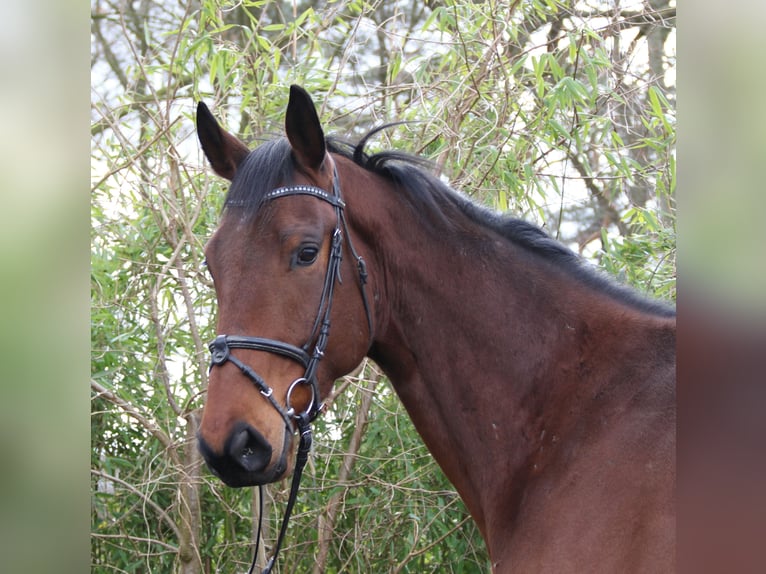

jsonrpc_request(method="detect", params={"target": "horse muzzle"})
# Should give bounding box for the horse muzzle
[198,421,292,487]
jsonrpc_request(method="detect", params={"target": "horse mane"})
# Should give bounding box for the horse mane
[224,127,675,318]
[328,128,675,318]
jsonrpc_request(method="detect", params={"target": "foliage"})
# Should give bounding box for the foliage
[91,0,675,571]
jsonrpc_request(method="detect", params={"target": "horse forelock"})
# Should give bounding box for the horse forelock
[223,137,295,216]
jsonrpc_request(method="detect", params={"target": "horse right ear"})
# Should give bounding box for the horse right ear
[196,102,250,181]
[285,85,326,173]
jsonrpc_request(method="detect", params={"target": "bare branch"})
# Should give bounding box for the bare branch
[91,532,179,553]
[92,468,183,541]
[313,373,380,574]
[91,379,178,464]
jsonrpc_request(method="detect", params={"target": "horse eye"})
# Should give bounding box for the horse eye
[295,245,319,267]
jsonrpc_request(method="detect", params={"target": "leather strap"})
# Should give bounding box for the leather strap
[211,335,310,368]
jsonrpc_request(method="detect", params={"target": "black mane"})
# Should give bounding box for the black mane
[225,128,675,318]
[329,132,674,318]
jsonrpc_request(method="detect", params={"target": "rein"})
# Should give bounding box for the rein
[207,163,372,573]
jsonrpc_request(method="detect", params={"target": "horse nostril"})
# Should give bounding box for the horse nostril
[227,424,272,473]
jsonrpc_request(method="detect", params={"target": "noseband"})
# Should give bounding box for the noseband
[207,163,372,573]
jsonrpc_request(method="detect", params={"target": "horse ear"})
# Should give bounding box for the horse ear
[285,85,326,173]
[196,101,250,181]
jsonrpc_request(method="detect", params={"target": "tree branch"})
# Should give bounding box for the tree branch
[91,532,178,553]
[92,468,183,541]
[91,379,178,464]
[313,373,380,574]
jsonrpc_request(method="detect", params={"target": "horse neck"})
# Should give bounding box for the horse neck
[344,165,675,541]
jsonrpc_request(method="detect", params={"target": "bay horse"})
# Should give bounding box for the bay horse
[196,85,676,572]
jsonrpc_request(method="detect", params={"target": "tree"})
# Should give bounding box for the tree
[91,0,675,571]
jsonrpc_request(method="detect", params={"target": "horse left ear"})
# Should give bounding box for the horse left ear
[196,101,250,181]
[285,85,326,173]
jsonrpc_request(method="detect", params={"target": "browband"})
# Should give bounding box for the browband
[263,185,345,208]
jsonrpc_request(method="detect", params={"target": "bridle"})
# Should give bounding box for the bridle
[207,161,373,573]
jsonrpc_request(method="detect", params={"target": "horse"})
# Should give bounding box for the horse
[195,85,676,573]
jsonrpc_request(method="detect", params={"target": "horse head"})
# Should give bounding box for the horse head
[196,86,372,486]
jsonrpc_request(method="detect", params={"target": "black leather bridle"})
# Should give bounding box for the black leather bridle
[207,162,372,573]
